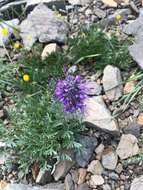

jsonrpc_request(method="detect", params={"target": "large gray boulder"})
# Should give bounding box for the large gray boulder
[20,4,69,49]
[124,9,143,69]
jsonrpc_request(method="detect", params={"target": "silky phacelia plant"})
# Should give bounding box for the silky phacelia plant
[54,75,87,113]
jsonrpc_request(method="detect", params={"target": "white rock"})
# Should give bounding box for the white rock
[87,160,103,175]
[116,134,139,160]
[84,96,119,134]
[131,176,143,190]
[102,147,118,170]
[103,65,123,101]
[41,43,60,60]
[89,175,104,187]
[20,4,68,49]
[68,0,92,5]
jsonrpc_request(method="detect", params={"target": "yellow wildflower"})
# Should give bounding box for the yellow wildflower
[14,41,21,49]
[1,28,9,37]
[115,15,122,22]
[23,74,30,82]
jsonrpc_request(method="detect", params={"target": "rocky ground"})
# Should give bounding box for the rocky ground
[0,0,143,190]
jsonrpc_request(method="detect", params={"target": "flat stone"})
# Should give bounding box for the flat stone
[20,4,69,49]
[53,159,74,181]
[102,147,118,170]
[94,7,106,19]
[87,160,103,175]
[116,134,139,160]
[129,42,143,69]
[103,65,123,101]
[131,176,143,190]
[0,183,65,190]
[75,135,97,167]
[84,96,119,135]
[124,12,143,37]
[89,175,104,187]
[123,122,141,138]
[65,173,74,190]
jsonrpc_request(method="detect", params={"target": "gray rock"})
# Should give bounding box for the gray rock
[131,176,143,190]
[116,134,139,160]
[124,10,143,69]
[65,173,74,190]
[103,184,111,190]
[123,122,141,137]
[128,41,143,69]
[87,160,104,175]
[85,81,102,96]
[84,96,119,135]
[94,7,106,19]
[77,183,91,190]
[75,135,97,167]
[102,147,118,170]
[108,172,119,180]
[20,4,69,49]
[53,159,74,181]
[103,65,123,101]
[124,11,143,37]
[2,183,65,190]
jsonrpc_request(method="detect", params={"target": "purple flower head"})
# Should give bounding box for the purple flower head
[54,75,87,113]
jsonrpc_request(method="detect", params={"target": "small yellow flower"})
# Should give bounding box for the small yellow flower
[23,74,30,82]
[1,28,9,37]
[14,41,21,49]
[115,15,122,22]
